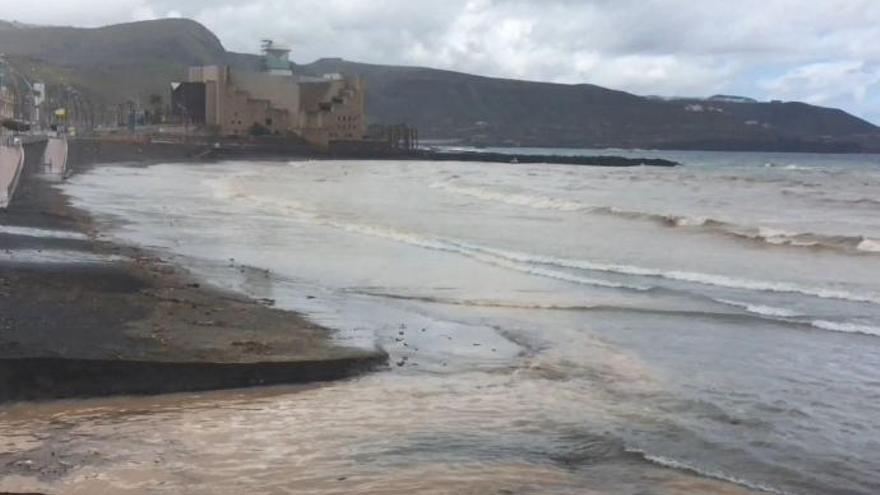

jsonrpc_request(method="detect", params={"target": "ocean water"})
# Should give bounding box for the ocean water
[3,149,880,494]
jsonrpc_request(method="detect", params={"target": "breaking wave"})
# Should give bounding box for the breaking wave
[209,179,651,292]
[770,163,816,172]
[716,300,880,337]
[810,320,880,338]
[626,448,789,495]
[452,242,880,305]
[431,179,880,255]
[430,180,586,211]
[803,194,880,208]
[857,238,880,253]
[332,224,880,338]
[358,291,880,339]
[211,178,880,308]
[714,300,802,318]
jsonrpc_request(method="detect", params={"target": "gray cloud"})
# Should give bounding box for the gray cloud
[2,0,879,123]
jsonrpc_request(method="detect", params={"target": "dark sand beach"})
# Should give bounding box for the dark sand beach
[0,139,386,403]
[2,142,879,495]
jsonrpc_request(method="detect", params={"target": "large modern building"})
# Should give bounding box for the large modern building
[0,87,13,121]
[173,41,366,147]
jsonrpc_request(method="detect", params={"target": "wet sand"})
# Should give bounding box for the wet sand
[0,139,386,403]
[0,142,784,495]
[0,381,764,495]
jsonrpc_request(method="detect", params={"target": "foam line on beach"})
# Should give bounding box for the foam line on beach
[809,320,880,337]
[452,241,880,305]
[209,178,880,307]
[207,180,653,293]
[0,225,90,241]
[625,448,790,495]
[0,249,122,265]
[431,179,880,255]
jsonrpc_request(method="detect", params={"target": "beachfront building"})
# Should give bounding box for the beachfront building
[0,86,13,121]
[0,63,15,121]
[174,40,366,148]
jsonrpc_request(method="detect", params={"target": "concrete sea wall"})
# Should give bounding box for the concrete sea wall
[0,142,25,209]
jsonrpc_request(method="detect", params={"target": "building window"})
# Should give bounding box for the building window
[266,118,273,126]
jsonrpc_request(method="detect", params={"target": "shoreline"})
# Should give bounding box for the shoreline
[68,135,682,166]
[0,139,387,403]
[0,139,834,495]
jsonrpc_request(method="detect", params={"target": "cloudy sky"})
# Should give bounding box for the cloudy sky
[3,0,879,123]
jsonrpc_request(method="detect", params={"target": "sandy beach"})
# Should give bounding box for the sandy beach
[2,144,879,494]
[0,139,386,403]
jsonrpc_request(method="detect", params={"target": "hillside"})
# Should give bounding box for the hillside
[300,58,880,151]
[2,18,878,152]
[0,19,227,113]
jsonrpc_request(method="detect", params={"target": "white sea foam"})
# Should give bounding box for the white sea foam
[209,179,650,292]
[327,218,648,291]
[0,225,89,241]
[430,181,587,211]
[763,162,816,173]
[432,179,880,255]
[756,227,795,242]
[323,222,880,306]
[748,228,820,247]
[685,300,880,339]
[208,178,309,215]
[668,215,708,227]
[452,242,880,305]
[433,180,709,229]
[211,177,880,306]
[0,249,122,264]
[857,238,880,253]
[811,320,880,337]
[627,448,789,495]
[715,300,802,318]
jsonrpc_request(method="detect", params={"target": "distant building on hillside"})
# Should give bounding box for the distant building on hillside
[0,87,13,121]
[0,63,15,121]
[172,40,365,148]
[31,82,46,126]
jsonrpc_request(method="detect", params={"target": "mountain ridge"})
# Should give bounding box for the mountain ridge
[297,57,878,151]
[2,18,878,152]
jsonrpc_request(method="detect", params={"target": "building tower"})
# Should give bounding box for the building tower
[261,40,293,76]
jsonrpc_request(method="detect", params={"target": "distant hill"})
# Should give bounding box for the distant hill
[0,19,225,112]
[0,20,39,30]
[2,18,878,152]
[299,58,880,151]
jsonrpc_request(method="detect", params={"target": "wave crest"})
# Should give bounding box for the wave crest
[432,179,879,255]
[626,448,789,495]
[210,177,880,308]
